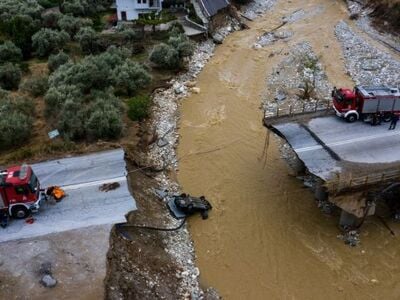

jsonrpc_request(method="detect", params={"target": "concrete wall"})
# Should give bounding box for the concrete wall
[116,0,163,20]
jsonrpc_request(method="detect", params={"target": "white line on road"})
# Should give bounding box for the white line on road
[295,129,400,153]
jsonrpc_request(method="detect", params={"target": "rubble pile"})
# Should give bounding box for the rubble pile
[335,21,400,86]
[242,0,277,20]
[263,42,332,118]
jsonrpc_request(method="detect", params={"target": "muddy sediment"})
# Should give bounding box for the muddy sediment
[177,0,400,299]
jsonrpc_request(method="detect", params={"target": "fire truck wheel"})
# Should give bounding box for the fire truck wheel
[346,114,357,123]
[11,205,30,219]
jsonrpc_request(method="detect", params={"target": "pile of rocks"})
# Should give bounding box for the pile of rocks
[263,42,332,119]
[335,21,400,86]
[242,0,277,20]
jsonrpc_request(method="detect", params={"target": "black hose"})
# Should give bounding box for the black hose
[115,218,187,240]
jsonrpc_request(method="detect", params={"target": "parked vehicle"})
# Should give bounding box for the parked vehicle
[332,86,400,123]
[0,164,46,220]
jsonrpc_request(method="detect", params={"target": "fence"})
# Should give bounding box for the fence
[265,99,332,119]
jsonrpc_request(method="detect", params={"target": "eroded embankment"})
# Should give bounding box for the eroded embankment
[177,0,400,299]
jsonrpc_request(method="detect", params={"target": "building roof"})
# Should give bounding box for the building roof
[197,0,230,18]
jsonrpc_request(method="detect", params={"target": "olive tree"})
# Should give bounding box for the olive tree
[150,43,180,69]
[112,60,151,95]
[48,51,70,72]
[75,26,101,54]
[20,75,49,97]
[32,28,70,57]
[0,41,23,63]
[0,63,21,90]
[57,14,93,37]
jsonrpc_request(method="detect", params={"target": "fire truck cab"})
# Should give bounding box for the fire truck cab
[332,86,400,123]
[0,164,45,219]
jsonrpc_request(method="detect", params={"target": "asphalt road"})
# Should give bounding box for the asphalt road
[1,149,136,243]
[273,116,400,180]
[308,116,400,163]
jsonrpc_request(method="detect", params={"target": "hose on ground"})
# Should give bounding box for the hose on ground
[115,218,187,240]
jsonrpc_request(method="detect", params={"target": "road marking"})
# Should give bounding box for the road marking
[61,176,127,191]
[295,130,400,153]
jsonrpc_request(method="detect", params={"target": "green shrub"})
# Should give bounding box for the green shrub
[0,111,32,149]
[1,14,41,58]
[168,34,194,57]
[150,43,180,69]
[32,28,70,57]
[0,63,21,90]
[38,0,60,9]
[0,94,34,149]
[150,33,194,69]
[42,11,62,28]
[58,14,93,37]
[128,95,150,121]
[112,60,151,95]
[0,41,23,63]
[48,51,70,72]
[57,98,86,139]
[45,84,83,115]
[75,26,101,54]
[20,75,49,97]
[86,99,122,139]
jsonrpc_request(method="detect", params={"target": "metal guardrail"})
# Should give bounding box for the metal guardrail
[325,169,400,193]
[265,100,332,119]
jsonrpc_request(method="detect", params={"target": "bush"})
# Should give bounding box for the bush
[0,94,34,149]
[0,111,32,149]
[38,0,60,9]
[62,0,87,16]
[0,41,23,63]
[45,84,83,115]
[1,14,41,58]
[42,11,62,28]
[48,51,70,72]
[86,98,123,139]
[32,28,70,57]
[75,26,101,54]
[58,14,93,37]
[20,75,49,97]
[128,95,150,121]
[150,43,180,69]
[112,60,151,95]
[0,63,21,90]
[168,34,194,57]
[150,33,194,69]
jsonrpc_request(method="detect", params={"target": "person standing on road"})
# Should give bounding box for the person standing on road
[389,114,399,130]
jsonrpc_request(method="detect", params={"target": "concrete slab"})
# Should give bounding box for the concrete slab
[1,149,136,243]
[308,116,400,164]
[273,115,400,183]
[274,122,341,180]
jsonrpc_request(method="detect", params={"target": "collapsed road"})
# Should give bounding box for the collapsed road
[1,148,136,242]
[0,149,135,300]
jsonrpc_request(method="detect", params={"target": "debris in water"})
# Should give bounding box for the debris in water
[337,230,360,246]
[99,182,120,192]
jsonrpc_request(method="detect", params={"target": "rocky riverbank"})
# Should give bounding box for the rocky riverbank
[104,2,277,299]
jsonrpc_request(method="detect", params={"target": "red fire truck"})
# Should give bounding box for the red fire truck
[0,164,46,220]
[332,86,400,123]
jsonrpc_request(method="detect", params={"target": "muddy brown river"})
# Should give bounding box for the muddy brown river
[177,0,400,298]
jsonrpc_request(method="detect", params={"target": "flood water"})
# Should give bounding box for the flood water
[177,0,400,299]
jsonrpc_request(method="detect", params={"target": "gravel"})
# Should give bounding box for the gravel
[335,21,400,86]
[241,0,277,20]
[263,42,332,118]
[346,1,400,52]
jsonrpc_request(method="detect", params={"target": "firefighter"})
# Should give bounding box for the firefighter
[389,114,399,130]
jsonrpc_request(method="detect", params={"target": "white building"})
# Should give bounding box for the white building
[116,0,164,21]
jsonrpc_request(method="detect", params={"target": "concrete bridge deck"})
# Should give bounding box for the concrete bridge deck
[270,115,400,190]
